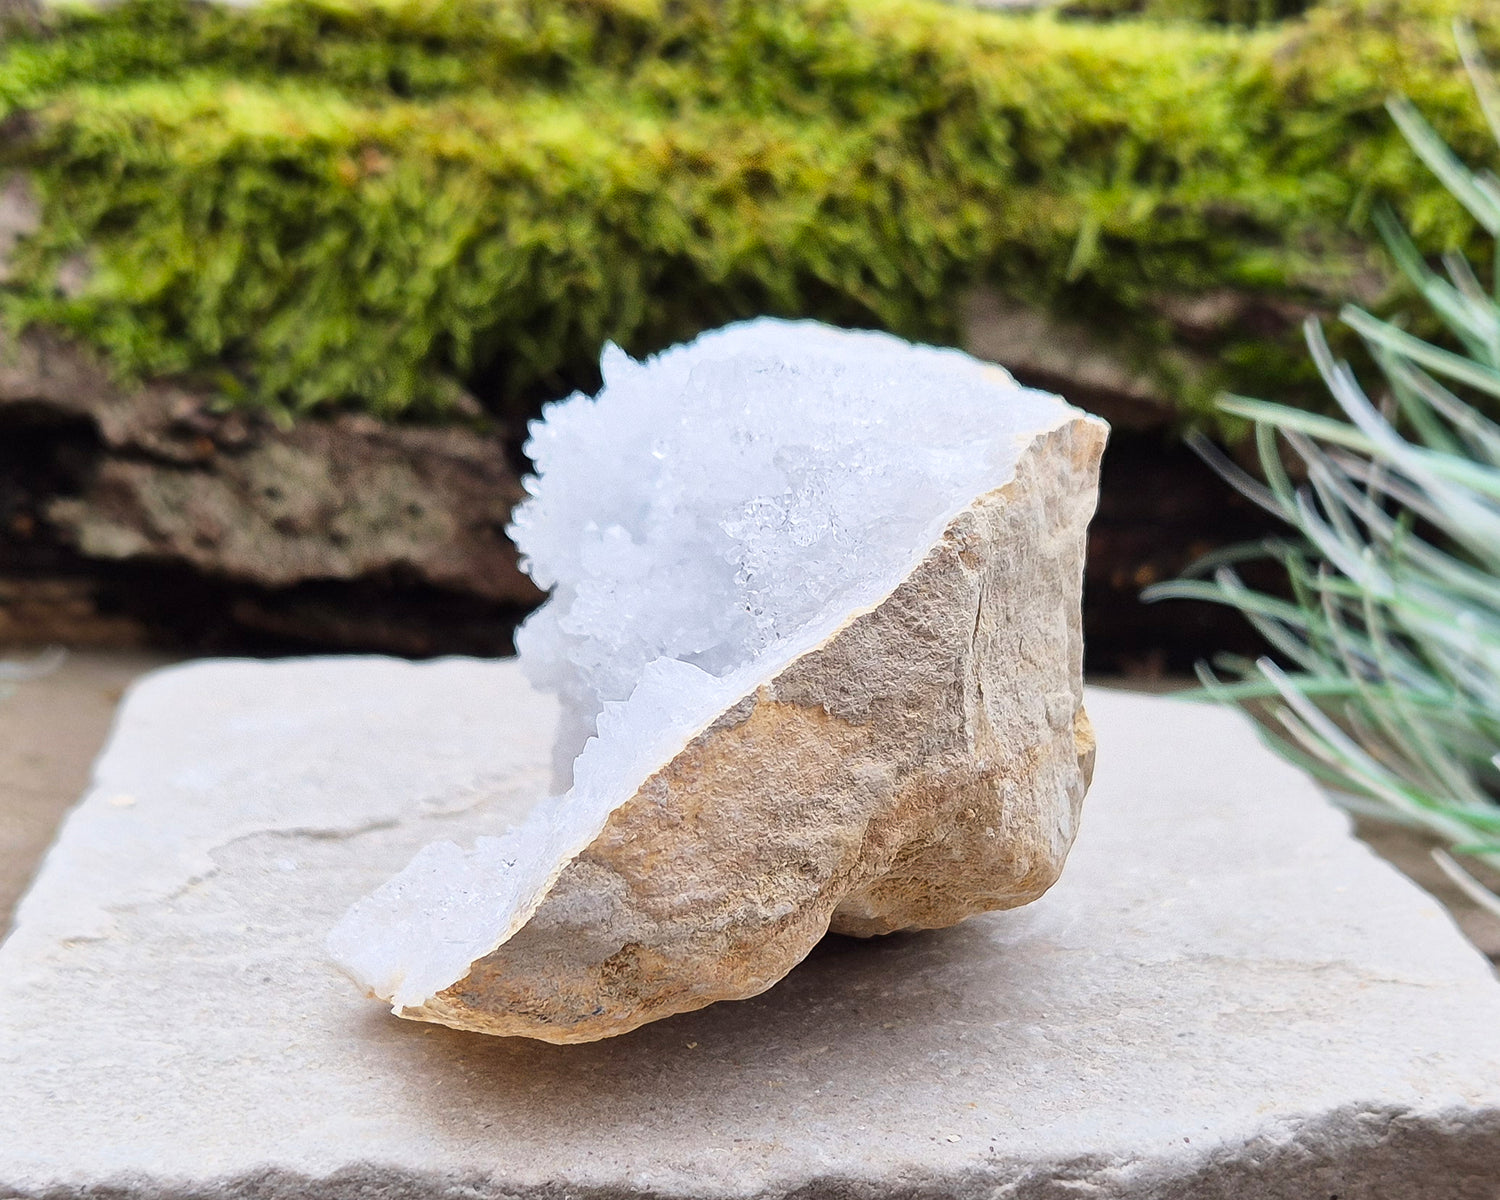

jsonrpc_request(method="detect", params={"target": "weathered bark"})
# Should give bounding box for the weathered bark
[0,326,542,651]
[0,319,1274,670]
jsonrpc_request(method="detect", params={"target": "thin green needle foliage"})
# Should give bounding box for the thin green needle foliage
[1146,23,1500,913]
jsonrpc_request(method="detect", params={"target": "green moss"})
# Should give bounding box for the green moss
[0,0,1495,424]
[1060,0,1311,26]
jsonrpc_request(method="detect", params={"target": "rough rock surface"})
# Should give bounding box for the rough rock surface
[2,660,1499,1199]
[959,286,1324,433]
[0,325,541,651]
[400,415,1105,1042]
[0,314,1278,670]
[0,327,536,599]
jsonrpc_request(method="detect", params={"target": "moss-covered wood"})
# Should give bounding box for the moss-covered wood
[0,0,1493,424]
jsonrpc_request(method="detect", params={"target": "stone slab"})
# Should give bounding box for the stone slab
[0,649,178,935]
[2,658,1499,1200]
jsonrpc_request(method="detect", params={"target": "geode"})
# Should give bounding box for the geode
[329,319,1108,1042]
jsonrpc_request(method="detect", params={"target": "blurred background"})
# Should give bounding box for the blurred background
[0,0,1490,674]
[3,0,1500,944]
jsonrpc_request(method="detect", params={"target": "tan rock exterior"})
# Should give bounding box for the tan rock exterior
[406,414,1107,1042]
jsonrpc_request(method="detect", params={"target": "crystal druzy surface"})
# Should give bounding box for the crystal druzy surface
[512,319,1065,776]
[330,320,1098,1024]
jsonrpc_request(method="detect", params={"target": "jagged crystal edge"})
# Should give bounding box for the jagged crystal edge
[328,318,1081,1010]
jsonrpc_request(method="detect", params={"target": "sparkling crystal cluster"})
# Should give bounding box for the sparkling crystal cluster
[329,319,1104,1034]
[511,318,1064,776]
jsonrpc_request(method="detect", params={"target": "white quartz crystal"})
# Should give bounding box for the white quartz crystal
[329,318,1088,1019]
[513,319,1067,776]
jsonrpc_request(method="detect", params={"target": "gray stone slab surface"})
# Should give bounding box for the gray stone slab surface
[0,649,179,934]
[2,657,1499,1199]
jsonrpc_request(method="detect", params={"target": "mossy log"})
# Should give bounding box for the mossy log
[0,0,1490,667]
[0,0,1494,429]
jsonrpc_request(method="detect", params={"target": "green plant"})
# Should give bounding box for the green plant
[0,0,1495,423]
[1146,23,1500,913]
[1060,0,1309,26]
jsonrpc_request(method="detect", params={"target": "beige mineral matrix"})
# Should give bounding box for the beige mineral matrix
[329,318,1108,1042]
